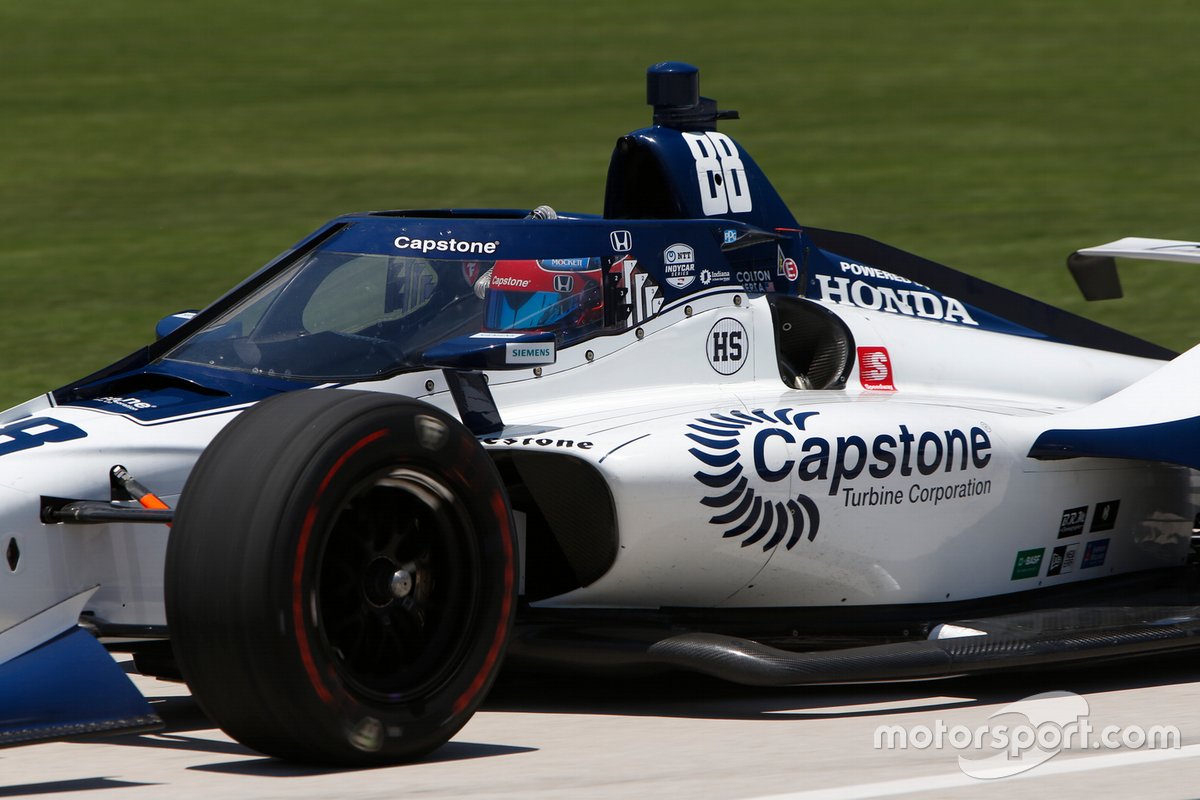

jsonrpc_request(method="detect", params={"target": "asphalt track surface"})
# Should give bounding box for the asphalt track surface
[5,653,1200,799]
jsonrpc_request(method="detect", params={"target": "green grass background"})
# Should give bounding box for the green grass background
[2,1,1198,407]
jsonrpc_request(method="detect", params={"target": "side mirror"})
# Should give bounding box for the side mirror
[155,311,199,340]
[422,332,556,370]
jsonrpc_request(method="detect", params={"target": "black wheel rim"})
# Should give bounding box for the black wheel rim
[316,467,482,704]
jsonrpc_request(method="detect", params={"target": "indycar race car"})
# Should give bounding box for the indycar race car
[3,62,1200,766]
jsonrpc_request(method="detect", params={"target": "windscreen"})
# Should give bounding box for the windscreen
[161,250,489,380]
[161,247,606,380]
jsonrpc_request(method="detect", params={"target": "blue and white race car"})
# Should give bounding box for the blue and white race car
[2,62,1199,765]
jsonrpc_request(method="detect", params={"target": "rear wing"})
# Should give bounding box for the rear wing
[1068,237,1200,301]
[1034,235,1200,467]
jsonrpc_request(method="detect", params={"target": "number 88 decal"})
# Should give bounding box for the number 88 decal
[683,131,753,216]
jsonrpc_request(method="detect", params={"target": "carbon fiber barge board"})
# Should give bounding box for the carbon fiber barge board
[645,606,1200,685]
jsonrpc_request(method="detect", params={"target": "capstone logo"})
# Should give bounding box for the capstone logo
[688,409,822,549]
[748,417,993,496]
[813,274,979,326]
[95,396,155,410]
[490,275,531,289]
[482,436,593,450]
[393,236,499,255]
[687,409,996,548]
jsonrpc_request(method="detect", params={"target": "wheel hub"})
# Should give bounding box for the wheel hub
[390,568,414,599]
[319,468,482,701]
[364,557,410,608]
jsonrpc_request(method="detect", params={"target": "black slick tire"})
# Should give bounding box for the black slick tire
[164,389,516,765]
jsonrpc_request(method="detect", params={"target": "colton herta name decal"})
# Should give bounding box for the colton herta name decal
[688,409,993,549]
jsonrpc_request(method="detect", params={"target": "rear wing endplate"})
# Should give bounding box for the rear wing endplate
[1068,237,1200,301]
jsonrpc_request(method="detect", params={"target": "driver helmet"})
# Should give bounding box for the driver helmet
[483,258,604,344]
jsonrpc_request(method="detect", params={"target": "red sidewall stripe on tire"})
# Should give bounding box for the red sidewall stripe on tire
[293,427,390,707]
[451,489,515,717]
[318,428,390,497]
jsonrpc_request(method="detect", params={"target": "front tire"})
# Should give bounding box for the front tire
[165,390,516,765]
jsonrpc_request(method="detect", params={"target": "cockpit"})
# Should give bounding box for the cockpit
[159,240,615,382]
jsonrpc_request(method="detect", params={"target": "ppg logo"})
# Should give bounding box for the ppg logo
[553,274,574,293]
[707,317,747,375]
[610,230,632,252]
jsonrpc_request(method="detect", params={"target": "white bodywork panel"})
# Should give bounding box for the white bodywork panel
[0,286,1192,639]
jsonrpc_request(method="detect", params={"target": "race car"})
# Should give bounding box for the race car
[2,61,1200,766]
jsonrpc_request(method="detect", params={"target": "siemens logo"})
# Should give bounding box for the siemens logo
[393,236,499,255]
[814,274,978,326]
[506,343,555,364]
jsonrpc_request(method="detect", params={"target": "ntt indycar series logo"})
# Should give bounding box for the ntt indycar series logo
[688,409,994,545]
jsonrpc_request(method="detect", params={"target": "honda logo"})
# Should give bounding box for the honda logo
[553,274,574,293]
[610,230,632,252]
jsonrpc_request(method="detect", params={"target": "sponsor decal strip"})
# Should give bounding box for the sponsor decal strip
[1091,500,1119,532]
[1058,506,1087,538]
[1011,548,1045,580]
